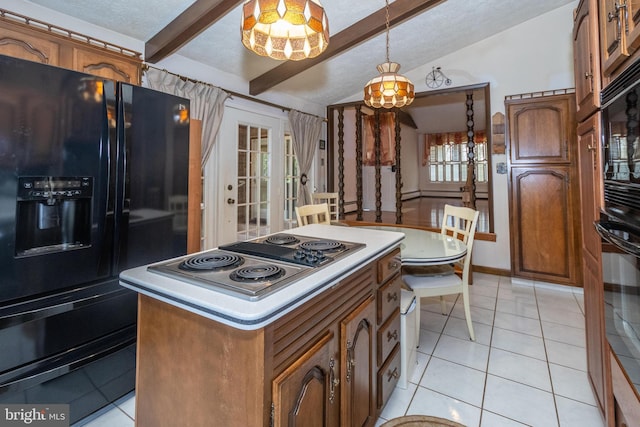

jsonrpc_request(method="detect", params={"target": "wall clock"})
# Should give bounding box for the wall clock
[425,67,452,89]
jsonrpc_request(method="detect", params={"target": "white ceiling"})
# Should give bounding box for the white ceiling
[24,0,576,108]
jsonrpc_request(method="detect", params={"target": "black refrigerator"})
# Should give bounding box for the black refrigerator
[0,54,190,423]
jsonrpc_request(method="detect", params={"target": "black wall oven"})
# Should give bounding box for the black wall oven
[598,57,640,395]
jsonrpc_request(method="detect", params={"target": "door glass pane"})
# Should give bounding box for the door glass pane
[236,124,271,240]
[238,125,247,150]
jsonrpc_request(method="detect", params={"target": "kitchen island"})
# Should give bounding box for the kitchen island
[120,224,404,427]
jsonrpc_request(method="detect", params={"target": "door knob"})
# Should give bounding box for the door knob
[227,198,235,204]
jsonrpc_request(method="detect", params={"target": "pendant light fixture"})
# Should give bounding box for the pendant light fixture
[241,0,329,61]
[363,0,415,109]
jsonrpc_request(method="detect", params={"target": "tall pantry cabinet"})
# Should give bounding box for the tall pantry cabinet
[574,0,611,423]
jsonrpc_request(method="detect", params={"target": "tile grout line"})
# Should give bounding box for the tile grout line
[533,283,562,427]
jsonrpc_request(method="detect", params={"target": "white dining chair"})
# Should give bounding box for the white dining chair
[312,192,339,220]
[295,203,331,225]
[402,205,480,342]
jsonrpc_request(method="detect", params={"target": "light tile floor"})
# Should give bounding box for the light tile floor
[73,273,605,427]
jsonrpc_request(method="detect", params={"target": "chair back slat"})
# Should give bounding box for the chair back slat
[295,203,331,225]
[440,204,480,279]
[312,192,339,220]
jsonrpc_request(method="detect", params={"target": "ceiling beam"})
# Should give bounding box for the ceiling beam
[145,0,242,63]
[249,0,447,96]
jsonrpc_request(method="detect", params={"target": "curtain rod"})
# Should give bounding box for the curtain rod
[142,63,327,122]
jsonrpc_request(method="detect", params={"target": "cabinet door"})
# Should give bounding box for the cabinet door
[72,47,141,84]
[509,166,580,285]
[272,331,338,427]
[0,24,60,65]
[508,96,574,165]
[625,0,640,53]
[577,114,603,261]
[601,0,630,76]
[574,0,601,122]
[341,296,375,427]
[584,249,607,415]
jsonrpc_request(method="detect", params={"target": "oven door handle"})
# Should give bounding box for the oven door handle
[595,221,640,256]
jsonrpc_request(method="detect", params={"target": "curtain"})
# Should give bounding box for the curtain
[145,68,230,166]
[288,109,323,206]
[363,112,395,166]
[423,130,487,165]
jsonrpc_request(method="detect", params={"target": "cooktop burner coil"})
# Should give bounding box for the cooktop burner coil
[265,234,300,245]
[299,239,344,253]
[179,253,244,271]
[229,264,285,282]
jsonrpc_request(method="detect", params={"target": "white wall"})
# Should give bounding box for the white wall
[404,2,578,271]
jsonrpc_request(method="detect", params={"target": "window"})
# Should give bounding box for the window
[427,133,488,183]
[283,132,300,229]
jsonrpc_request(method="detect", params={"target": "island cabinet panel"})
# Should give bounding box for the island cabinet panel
[272,331,337,427]
[134,245,400,427]
[135,294,270,427]
[340,296,375,427]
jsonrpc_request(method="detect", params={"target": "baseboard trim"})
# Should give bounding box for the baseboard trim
[473,265,511,277]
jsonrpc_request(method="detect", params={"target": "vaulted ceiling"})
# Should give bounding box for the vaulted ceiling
[24,0,576,107]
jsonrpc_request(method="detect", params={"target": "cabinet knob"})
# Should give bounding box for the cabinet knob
[386,367,399,382]
[387,292,398,303]
[584,72,592,79]
[387,329,398,342]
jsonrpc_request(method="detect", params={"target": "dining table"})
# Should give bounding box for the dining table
[357,225,467,267]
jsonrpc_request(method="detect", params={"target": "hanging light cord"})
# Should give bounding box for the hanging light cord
[385,0,390,63]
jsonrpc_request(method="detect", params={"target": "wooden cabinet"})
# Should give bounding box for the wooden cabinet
[576,115,610,418]
[375,249,401,409]
[610,349,640,427]
[272,331,338,427]
[340,296,375,427]
[0,13,141,84]
[507,94,582,286]
[577,114,604,262]
[134,246,401,427]
[574,0,602,121]
[601,0,640,77]
[508,95,574,165]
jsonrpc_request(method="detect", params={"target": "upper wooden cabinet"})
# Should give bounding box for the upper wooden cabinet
[574,0,602,121]
[601,0,640,77]
[507,95,575,165]
[0,11,141,84]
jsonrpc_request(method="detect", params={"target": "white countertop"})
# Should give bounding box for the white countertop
[119,224,404,330]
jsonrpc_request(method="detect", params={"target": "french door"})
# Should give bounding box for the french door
[213,107,284,245]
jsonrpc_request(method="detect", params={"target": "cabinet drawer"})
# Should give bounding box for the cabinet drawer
[377,248,401,284]
[377,310,400,365]
[377,274,401,324]
[377,344,401,409]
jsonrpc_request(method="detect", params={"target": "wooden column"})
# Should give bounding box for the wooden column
[394,110,403,224]
[463,91,477,210]
[355,105,364,221]
[338,107,345,220]
[374,109,382,222]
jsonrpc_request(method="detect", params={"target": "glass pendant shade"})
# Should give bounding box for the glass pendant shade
[241,0,329,61]
[364,62,415,109]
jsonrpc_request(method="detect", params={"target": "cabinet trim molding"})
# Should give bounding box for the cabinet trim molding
[0,7,141,60]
